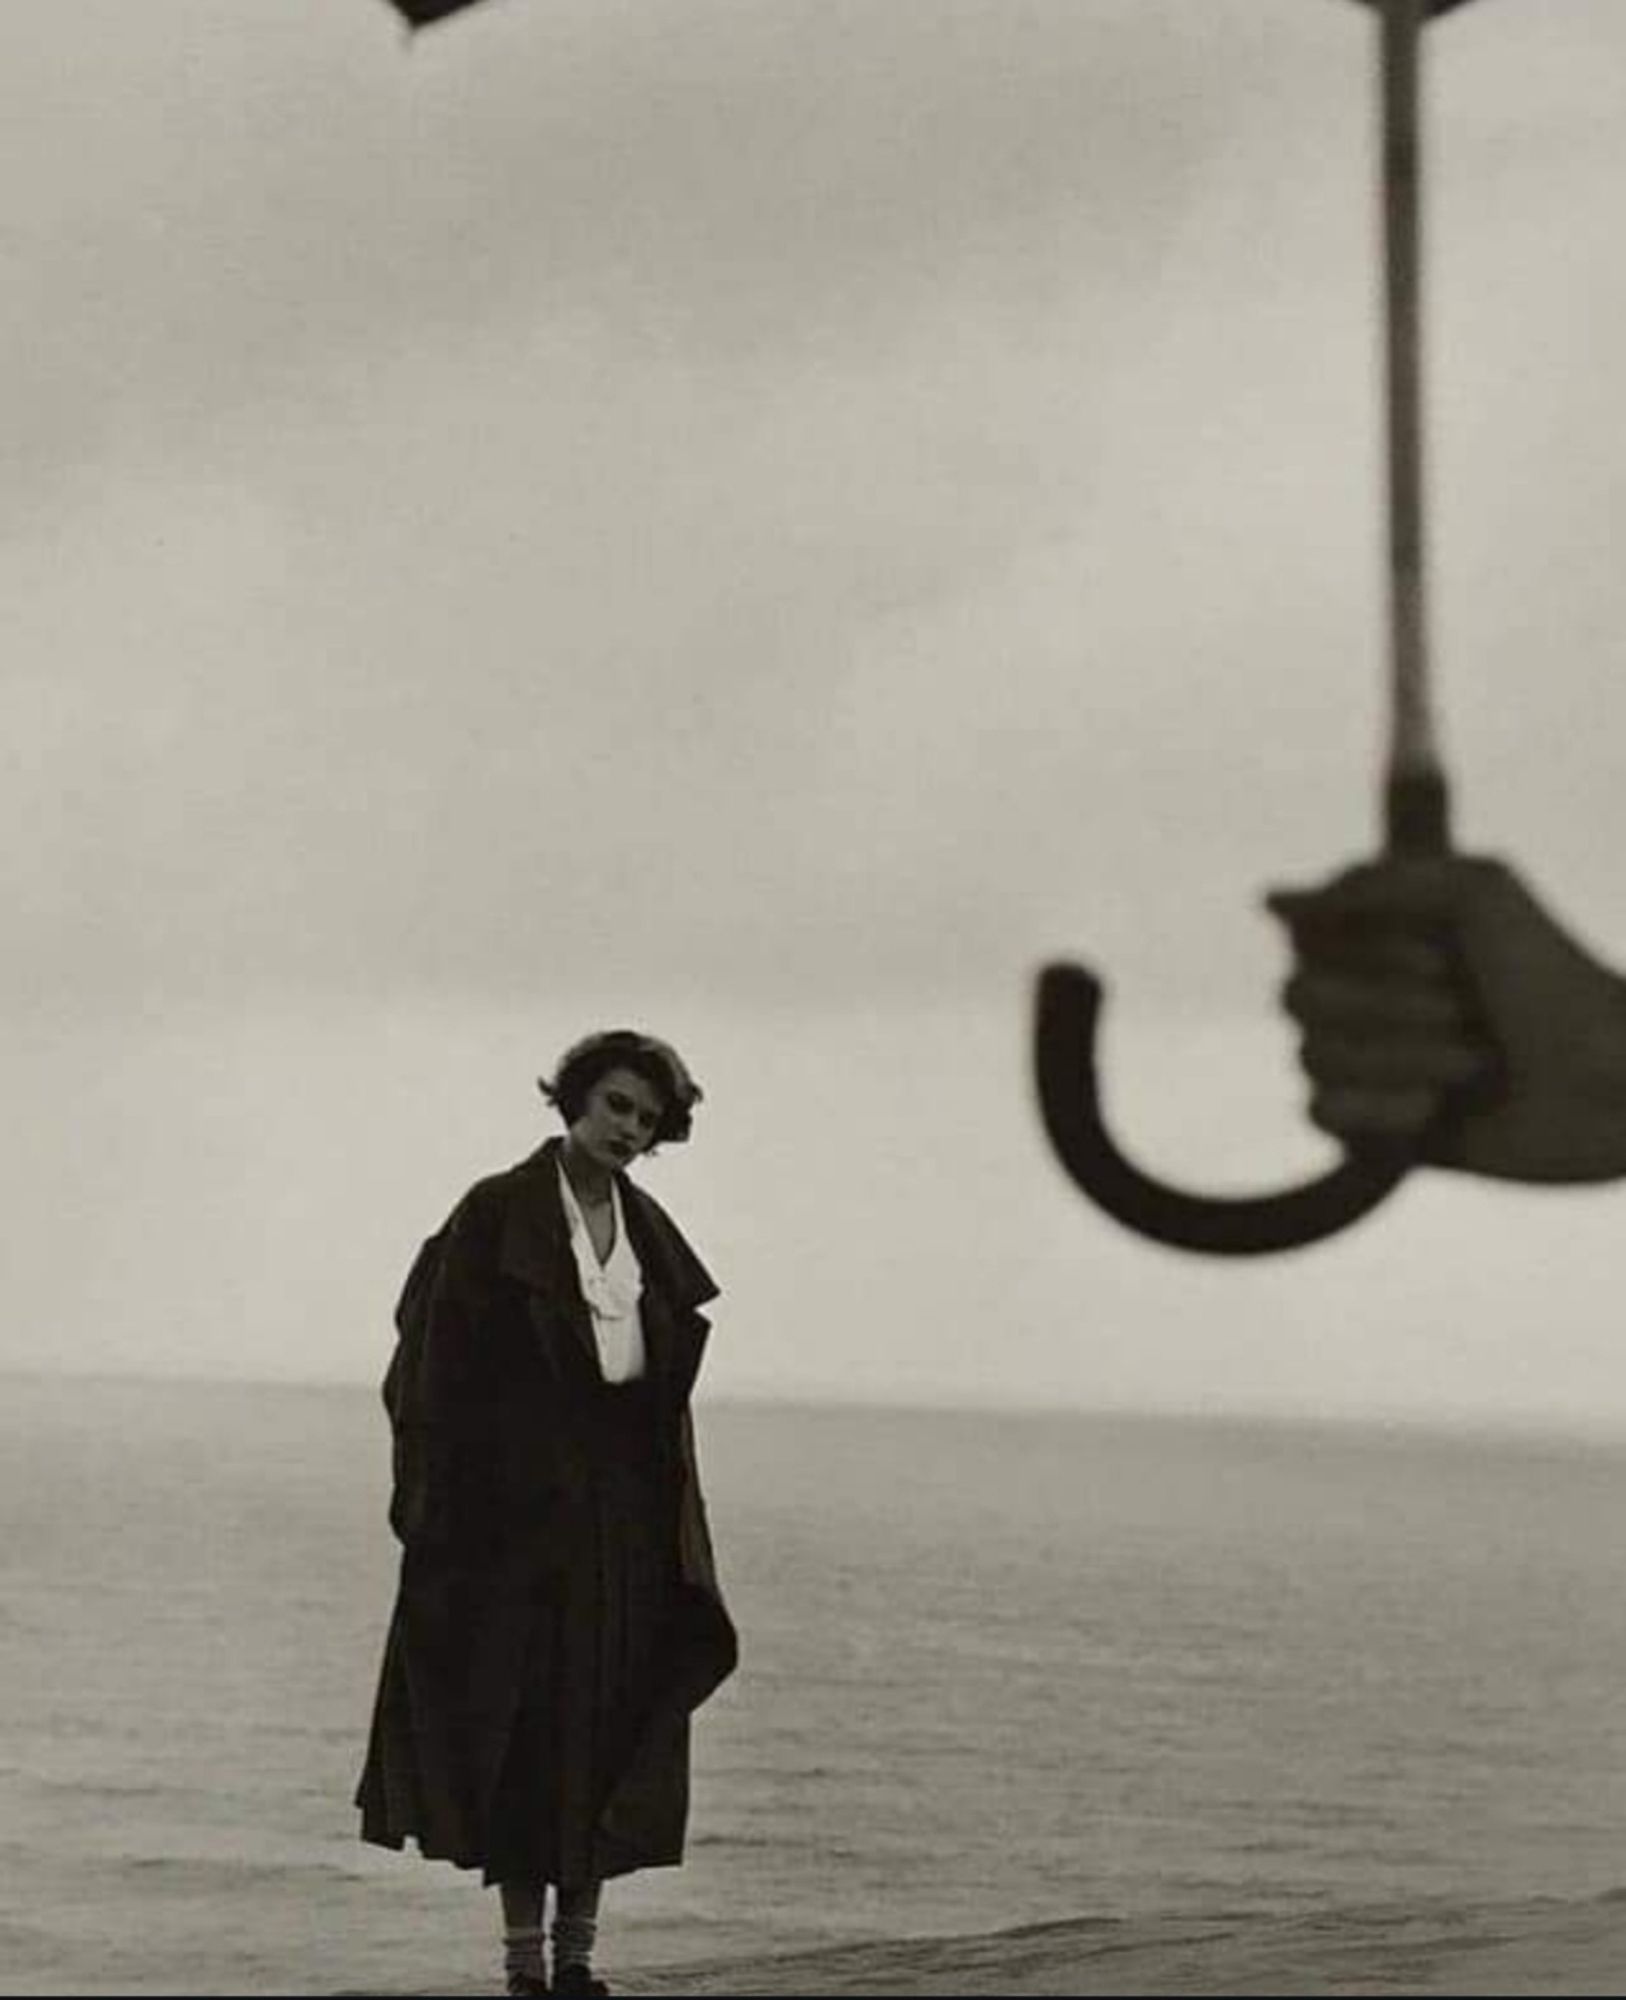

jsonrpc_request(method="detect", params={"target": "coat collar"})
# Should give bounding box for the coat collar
[496,1137,719,1394]
[495,1137,575,1298]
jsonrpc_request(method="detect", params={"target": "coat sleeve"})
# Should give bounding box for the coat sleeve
[383,1186,506,1554]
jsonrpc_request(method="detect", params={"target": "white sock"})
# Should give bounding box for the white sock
[548,1904,600,1968]
[503,1924,547,1981]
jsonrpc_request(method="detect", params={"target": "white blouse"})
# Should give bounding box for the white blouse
[557,1164,648,1384]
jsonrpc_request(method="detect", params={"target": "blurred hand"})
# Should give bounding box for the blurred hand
[1266,854,1626,1183]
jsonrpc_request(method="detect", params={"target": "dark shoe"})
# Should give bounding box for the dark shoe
[504,1973,550,1997]
[552,1967,609,1997]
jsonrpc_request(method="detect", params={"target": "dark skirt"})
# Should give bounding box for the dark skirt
[482,1377,680,1888]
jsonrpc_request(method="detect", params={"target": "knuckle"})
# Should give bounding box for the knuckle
[1311,1084,1436,1141]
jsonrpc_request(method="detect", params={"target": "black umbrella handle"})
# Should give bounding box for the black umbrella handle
[1031,0,1460,1255]
[1033,767,1450,1256]
[1033,964,1415,1256]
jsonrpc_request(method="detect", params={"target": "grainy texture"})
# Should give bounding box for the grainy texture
[389,1894,1626,1997]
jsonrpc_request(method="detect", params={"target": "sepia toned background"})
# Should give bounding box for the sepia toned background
[8,0,1626,1427]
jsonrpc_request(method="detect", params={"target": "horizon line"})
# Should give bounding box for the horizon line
[5,1365,1626,1452]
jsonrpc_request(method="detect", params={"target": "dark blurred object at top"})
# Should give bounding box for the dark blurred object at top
[1346,0,1485,13]
[383,0,1489,31]
[386,0,491,25]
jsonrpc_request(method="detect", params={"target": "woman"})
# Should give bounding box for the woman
[356,1030,738,1998]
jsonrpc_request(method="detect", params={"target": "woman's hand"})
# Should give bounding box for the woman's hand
[1266,854,1626,1183]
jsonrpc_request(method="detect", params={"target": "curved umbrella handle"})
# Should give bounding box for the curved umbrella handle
[1031,0,1454,1257]
[1034,962,1415,1256]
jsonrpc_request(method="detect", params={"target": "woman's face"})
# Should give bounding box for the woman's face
[569,1065,667,1172]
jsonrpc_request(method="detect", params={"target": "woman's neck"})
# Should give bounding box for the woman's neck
[559,1138,613,1205]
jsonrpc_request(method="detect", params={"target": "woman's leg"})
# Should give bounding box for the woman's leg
[551,1880,605,1993]
[499,1881,550,1995]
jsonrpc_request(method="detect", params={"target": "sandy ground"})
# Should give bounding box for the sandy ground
[390,1890,1626,1996]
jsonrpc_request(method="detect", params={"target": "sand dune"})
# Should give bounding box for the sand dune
[600,1891,1626,1996]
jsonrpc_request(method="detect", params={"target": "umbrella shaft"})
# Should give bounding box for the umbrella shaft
[1380,0,1448,851]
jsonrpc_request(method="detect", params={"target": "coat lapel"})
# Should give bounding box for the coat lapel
[497,1137,720,1400]
[620,1179,718,1405]
[496,1139,600,1374]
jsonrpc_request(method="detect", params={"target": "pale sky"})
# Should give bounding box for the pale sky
[8,0,1626,1431]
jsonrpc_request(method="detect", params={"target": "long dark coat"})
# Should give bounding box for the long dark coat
[355,1139,738,1881]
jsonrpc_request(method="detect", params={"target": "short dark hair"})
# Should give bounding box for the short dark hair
[538,1029,702,1146]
